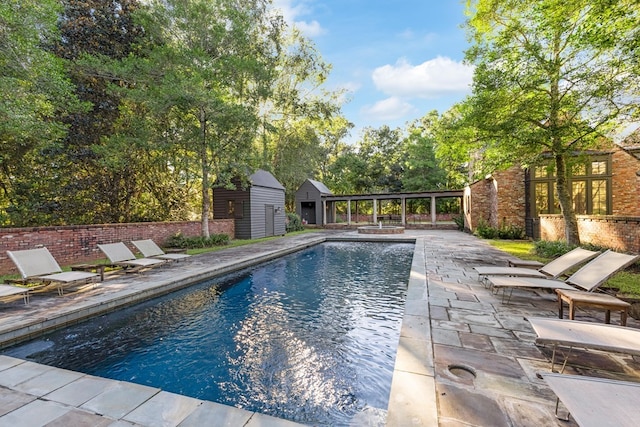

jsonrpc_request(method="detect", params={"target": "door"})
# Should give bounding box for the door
[265,205,275,237]
[301,202,316,224]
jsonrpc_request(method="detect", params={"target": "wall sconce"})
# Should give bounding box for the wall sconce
[275,207,282,213]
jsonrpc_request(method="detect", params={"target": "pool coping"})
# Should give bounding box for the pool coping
[0,232,435,426]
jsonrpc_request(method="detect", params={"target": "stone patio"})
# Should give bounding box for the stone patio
[0,229,638,426]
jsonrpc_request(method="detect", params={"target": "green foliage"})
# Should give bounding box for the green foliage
[533,240,576,258]
[452,215,465,231]
[474,220,525,240]
[285,212,305,233]
[459,0,640,245]
[165,232,229,249]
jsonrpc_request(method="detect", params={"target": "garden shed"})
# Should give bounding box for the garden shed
[213,169,286,239]
[295,179,332,225]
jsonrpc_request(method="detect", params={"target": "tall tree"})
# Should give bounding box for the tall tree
[0,0,85,225]
[51,0,147,224]
[123,0,285,236]
[402,112,448,191]
[258,29,350,209]
[463,0,640,244]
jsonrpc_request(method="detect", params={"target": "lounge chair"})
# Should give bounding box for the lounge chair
[527,317,640,373]
[0,284,31,304]
[474,247,600,282]
[542,373,640,426]
[98,242,166,271]
[487,250,639,304]
[131,239,190,262]
[6,248,99,296]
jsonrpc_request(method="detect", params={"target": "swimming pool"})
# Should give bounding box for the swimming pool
[4,241,413,425]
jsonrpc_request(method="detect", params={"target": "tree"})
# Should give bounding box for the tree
[402,112,448,191]
[463,0,640,245]
[0,0,86,225]
[51,0,150,224]
[257,29,350,210]
[121,0,285,236]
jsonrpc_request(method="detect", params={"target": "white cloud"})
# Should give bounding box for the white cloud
[295,20,326,37]
[361,97,416,121]
[271,0,326,37]
[372,56,474,99]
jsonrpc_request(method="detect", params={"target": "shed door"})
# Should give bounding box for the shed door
[265,205,275,237]
[301,202,316,224]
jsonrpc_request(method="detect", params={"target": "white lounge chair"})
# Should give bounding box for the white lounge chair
[0,284,31,304]
[542,373,640,426]
[98,242,166,271]
[132,239,190,262]
[474,247,599,282]
[6,248,99,296]
[487,250,639,303]
[527,317,640,373]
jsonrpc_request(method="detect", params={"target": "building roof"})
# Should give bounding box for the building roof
[306,179,332,195]
[249,169,285,191]
[620,128,640,160]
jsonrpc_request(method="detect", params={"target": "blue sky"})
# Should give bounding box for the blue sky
[272,0,474,142]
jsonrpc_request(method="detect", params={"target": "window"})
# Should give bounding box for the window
[530,155,611,216]
[592,179,607,215]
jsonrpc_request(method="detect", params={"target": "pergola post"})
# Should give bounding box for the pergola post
[431,197,437,225]
[373,199,378,224]
[347,199,352,225]
[322,200,327,226]
[401,197,406,225]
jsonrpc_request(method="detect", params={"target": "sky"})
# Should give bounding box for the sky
[272,0,474,142]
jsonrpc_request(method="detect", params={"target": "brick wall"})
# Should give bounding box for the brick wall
[465,168,526,231]
[541,215,640,253]
[0,220,234,275]
[465,177,496,230]
[612,148,640,216]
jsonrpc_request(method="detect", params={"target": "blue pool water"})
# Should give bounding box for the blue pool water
[5,241,413,425]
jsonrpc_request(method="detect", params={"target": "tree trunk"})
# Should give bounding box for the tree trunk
[200,108,210,238]
[554,154,580,245]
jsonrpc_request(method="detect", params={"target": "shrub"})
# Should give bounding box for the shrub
[534,240,575,258]
[286,212,305,233]
[474,219,498,239]
[452,215,465,231]
[474,220,525,240]
[165,232,229,249]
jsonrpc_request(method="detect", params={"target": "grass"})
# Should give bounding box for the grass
[486,239,640,297]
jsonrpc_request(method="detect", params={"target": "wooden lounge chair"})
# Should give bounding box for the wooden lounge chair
[527,317,640,373]
[474,247,600,283]
[131,239,190,262]
[542,373,640,426]
[98,242,166,271]
[487,250,639,306]
[6,248,99,296]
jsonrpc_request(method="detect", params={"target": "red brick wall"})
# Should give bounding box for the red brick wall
[495,167,526,228]
[612,148,640,216]
[541,215,640,253]
[466,177,497,229]
[465,168,526,231]
[0,220,234,275]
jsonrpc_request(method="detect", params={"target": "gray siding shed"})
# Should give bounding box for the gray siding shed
[295,179,332,225]
[213,170,286,239]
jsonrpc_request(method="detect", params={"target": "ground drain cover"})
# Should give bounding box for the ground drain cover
[448,364,477,380]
